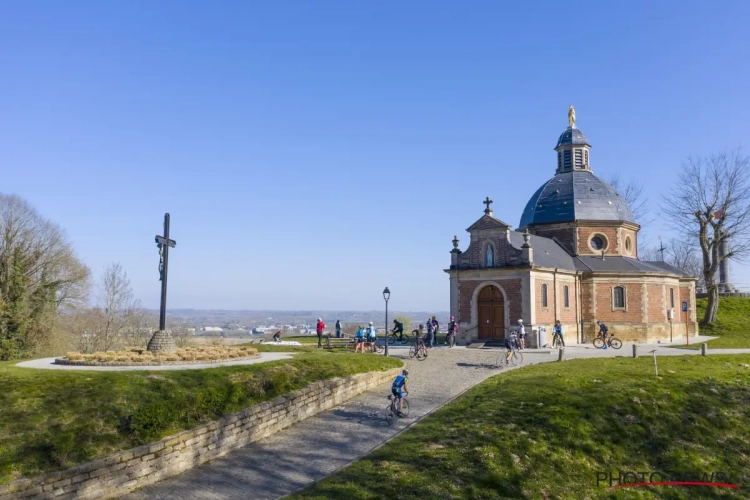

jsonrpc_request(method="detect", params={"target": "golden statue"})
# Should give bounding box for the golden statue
[568,105,576,128]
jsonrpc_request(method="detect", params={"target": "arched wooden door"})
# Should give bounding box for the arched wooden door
[478,285,505,340]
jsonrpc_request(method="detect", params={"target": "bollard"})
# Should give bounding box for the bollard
[652,351,658,377]
[558,348,564,362]
[632,344,638,358]
[701,343,707,356]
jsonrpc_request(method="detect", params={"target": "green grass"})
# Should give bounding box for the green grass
[291,355,750,499]
[0,350,401,484]
[676,296,750,349]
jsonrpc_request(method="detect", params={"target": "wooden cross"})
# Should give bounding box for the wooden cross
[483,196,493,214]
[155,213,176,331]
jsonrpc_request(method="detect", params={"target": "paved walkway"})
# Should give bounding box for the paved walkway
[14,352,293,371]
[124,342,750,499]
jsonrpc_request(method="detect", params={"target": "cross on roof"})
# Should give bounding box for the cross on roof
[483,196,493,215]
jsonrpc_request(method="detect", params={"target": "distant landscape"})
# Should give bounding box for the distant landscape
[160,309,451,336]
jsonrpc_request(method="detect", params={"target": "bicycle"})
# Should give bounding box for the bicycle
[386,330,411,345]
[385,391,410,425]
[366,339,384,354]
[409,338,428,361]
[496,346,523,367]
[552,332,565,349]
[593,334,622,349]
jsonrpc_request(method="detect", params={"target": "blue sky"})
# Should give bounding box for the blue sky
[1,1,749,312]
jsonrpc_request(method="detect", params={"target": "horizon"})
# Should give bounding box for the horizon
[3,1,749,310]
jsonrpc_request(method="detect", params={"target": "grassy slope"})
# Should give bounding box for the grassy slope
[0,351,401,484]
[678,296,750,349]
[292,356,750,499]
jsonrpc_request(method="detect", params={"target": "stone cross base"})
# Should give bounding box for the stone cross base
[147,330,177,354]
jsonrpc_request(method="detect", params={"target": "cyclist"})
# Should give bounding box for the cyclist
[413,324,425,346]
[503,334,514,362]
[366,322,377,347]
[517,319,526,350]
[392,319,405,342]
[552,320,564,347]
[355,325,366,352]
[272,330,281,342]
[596,320,609,349]
[446,316,458,344]
[391,369,409,416]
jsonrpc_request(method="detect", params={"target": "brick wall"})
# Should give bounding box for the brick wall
[621,228,638,258]
[577,226,621,256]
[535,279,555,324]
[0,368,401,500]
[646,284,666,322]
[458,234,524,268]
[559,281,577,323]
[591,282,643,323]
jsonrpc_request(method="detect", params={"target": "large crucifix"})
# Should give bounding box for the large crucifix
[155,213,176,331]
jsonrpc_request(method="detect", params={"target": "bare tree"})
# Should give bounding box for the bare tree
[663,149,750,324]
[122,301,158,348]
[91,262,136,351]
[0,194,91,359]
[607,173,652,228]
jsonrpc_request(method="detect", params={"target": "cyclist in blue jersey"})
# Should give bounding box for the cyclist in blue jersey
[355,326,366,352]
[391,369,409,416]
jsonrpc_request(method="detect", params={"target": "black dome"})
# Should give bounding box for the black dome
[519,171,635,227]
[556,127,590,148]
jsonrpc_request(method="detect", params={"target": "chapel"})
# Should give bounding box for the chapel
[445,107,699,346]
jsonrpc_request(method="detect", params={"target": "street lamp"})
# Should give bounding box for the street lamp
[383,287,390,357]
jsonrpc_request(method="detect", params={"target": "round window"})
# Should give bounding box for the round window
[590,235,606,251]
[625,236,632,253]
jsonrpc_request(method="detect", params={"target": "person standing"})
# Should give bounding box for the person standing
[447,316,458,344]
[316,317,326,348]
[426,317,434,348]
[517,319,526,350]
[335,320,341,338]
[431,316,439,344]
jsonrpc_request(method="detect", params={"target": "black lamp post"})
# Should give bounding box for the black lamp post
[383,287,390,357]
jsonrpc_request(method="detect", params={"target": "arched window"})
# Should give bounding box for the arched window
[541,283,548,308]
[670,288,675,309]
[563,285,570,308]
[485,244,494,267]
[613,286,625,309]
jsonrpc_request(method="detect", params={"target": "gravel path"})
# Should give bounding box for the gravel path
[14,352,293,371]
[123,341,750,499]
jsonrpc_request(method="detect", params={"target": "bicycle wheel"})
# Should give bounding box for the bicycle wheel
[511,351,523,366]
[387,334,396,345]
[402,334,411,345]
[385,404,394,425]
[399,399,410,417]
[416,346,428,361]
[376,343,385,354]
[495,355,506,369]
[593,337,605,349]
[408,346,417,358]
[609,338,622,349]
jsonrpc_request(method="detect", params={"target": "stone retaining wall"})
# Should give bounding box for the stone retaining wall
[0,367,401,500]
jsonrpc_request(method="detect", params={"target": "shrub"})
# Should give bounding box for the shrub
[165,355,179,362]
[127,400,180,443]
[115,355,130,362]
[66,352,83,361]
